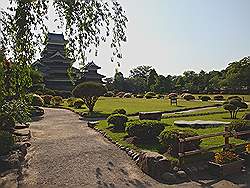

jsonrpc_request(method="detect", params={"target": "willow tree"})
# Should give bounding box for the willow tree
[0,0,127,122]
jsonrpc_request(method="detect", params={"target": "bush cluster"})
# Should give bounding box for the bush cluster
[0,114,15,132]
[51,96,63,106]
[183,94,195,101]
[135,94,144,98]
[159,128,201,156]
[214,95,224,101]
[116,92,125,98]
[0,130,15,155]
[31,94,44,106]
[126,120,166,140]
[107,114,128,130]
[41,95,53,105]
[229,119,250,140]
[66,97,77,107]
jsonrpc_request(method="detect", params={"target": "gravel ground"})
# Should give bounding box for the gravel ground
[19,108,168,188]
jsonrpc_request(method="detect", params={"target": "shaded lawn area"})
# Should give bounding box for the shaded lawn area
[63,97,220,116]
[96,110,249,154]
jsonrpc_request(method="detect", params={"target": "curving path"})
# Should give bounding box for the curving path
[20,108,169,187]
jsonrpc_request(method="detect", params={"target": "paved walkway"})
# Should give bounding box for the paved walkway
[20,108,167,187]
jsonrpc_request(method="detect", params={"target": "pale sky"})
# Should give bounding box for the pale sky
[1,0,250,77]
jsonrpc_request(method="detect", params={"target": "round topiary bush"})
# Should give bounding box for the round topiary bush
[200,96,211,101]
[41,95,53,105]
[31,94,44,106]
[159,128,201,156]
[112,108,127,115]
[145,92,156,99]
[116,92,125,98]
[168,93,177,99]
[0,130,15,155]
[124,93,132,98]
[183,94,195,101]
[214,95,224,101]
[51,96,63,106]
[104,91,114,97]
[0,114,15,132]
[73,99,85,109]
[126,120,166,141]
[107,114,128,130]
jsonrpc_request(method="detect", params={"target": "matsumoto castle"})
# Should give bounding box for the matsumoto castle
[32,33,105,91]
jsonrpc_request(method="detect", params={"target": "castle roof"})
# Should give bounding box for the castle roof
[83,61,101,70]
[48,33,65,45]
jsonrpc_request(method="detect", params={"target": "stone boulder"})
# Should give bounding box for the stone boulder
[137,151,175,181]
[242,113,250,120]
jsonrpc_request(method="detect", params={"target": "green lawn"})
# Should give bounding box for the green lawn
[64,97,220,116]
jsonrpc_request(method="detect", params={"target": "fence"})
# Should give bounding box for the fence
[178,126,250,160]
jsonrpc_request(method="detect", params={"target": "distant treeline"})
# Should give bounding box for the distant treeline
[105,56,250,94]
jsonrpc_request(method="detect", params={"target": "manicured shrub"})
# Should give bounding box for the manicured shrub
[107,114,128,130]
[124,93,132,98]
[31,94,44,106]
[104,91,114,97]
[214,95,224,101]
[183,94,195,101]
[229,120,250,140]
[0,114,15,132]
[159,128,201,156]
[0,130,15,155]
[200,96,211,101]
[66,97,77,107]
[73,99,85,109]
[112,108,127,115]
[51,96,63,106]
[126,120,166,140]
[223,99,248,119]
[41,95,53,105]
[145,92,156,99]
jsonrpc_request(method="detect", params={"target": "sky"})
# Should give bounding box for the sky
[1,0,250,77]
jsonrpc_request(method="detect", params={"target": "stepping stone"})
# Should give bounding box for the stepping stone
[13,129,31,137]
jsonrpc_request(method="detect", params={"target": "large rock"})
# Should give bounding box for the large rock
[137,151,174,180]
[242,113,250,120]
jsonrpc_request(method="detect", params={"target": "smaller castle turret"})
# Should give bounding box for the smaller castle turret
[78,61,105,84]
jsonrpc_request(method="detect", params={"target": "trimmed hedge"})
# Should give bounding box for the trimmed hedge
[126,120,166,140]
[0,130,15,155]
[124,93,132,98]
[136,94,144,98]
[159,128,201,156]
[200,96,211,101]
[107,114,128,130]
[112,108,127,115]
[66,97,77,107]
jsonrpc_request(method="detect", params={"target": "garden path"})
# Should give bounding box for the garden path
[18,108,181,187]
